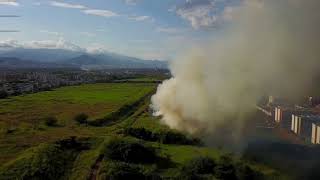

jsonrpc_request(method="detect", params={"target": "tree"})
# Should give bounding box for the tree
[74,113,88,125]
[0,90,8,99]
[45,116,58,127]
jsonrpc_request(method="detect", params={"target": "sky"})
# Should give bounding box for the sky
[0,0,241,60]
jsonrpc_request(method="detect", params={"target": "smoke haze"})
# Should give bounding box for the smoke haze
[151,0,320,135]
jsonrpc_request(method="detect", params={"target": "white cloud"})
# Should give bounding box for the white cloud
[128,15,151,22]
[176,2,217,29]
[50,1,86,9]
[0,39,21,49]
[82,9,118,18]
[0,38,83,51]
[174,0,240,29]
[0,0,19,6]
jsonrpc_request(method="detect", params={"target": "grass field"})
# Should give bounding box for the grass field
[0,82,288,179]
[0,83,155,127]
[0,83,156,164]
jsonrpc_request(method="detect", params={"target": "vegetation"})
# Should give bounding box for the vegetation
[0,138,83,180]
[125,127,202,145]
[74,113,89,125]
[104,139,157,164]
[0,81,287,179]
[0,83,155,165]
[0,90,8,99]
[44,116,58,126]
[181,156,216,175]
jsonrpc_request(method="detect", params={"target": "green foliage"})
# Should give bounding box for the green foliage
[89,93,151,127]
[214,155,237,180]
[181,156,216,175]
[236,163,263,180]
[0,143,78,180]
[104,139,157,164]
[44,116,58,126]
[125,127,202,145]
[74,113,89,124]
[0,90,8,99]
[98,161,158,180]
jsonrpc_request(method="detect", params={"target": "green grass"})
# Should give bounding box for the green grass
[0,83,156,165]
[0,82,288,179]
[0,83,155,125]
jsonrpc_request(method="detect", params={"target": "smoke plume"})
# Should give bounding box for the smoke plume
[151,0,320,135]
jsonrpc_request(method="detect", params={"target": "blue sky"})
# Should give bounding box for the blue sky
[0,0,240,60]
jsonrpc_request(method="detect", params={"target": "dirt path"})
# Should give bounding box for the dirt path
[89,155,104,180]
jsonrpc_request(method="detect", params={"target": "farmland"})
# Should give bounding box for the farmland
[0,82,286,179]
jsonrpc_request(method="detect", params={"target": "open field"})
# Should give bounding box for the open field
[0,82,287,179]
[0,83,156,164]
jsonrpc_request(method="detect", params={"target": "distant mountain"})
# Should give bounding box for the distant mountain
[0,48,168,69]
[0,57,75,69]
[0,48,82,62]
[64,54,167,69]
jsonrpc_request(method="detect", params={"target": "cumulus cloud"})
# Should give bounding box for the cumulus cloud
[0,0,19,6]
[174,0,239,29]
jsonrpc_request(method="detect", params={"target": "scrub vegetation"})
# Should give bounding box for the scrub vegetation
[0,82,286,179]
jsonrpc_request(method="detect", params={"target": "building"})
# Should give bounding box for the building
[311,121,320,144]
[290,114,320,144]
[274,106,294,129]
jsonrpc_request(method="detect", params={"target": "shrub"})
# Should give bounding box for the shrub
[104,139,157,164]
[0,90,8,99]
[99,161,150,180]
[0,143,78,180]
[74,113,88,125]
[125,127,202,145]
[236,164,262,180]
[214,155,237,180]
[44,116,58,126]
[182,156,216,175]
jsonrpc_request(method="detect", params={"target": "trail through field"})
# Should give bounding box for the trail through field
[89,155,104,180]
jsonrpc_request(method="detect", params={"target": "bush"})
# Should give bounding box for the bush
[236,164,263,180]
[182,156,216,175]
[74,113,88,124]
[45,116,58,126]
[99,161,147,180]
[214,155,237,180]
[0,143,78,180]
[104,139,157,164]
[0,90,8,99]
[125,127,202,145]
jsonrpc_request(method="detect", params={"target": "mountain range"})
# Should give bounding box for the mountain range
[0,47,168,70]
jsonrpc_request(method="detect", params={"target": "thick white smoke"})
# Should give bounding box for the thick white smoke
[151,0,320,134]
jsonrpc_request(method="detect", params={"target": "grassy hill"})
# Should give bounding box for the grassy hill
[0,82,287,179]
